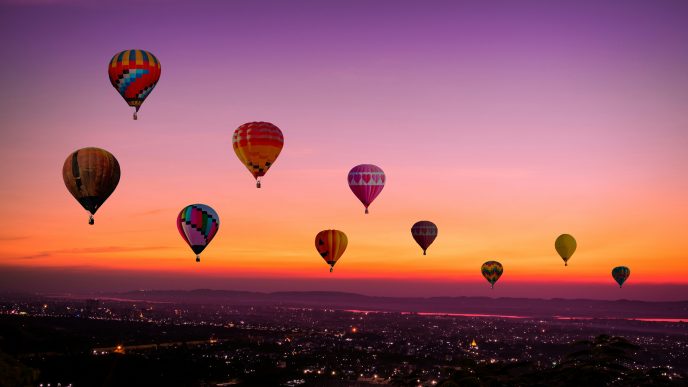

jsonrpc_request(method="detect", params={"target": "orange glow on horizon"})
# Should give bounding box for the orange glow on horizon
[2,4,688,294]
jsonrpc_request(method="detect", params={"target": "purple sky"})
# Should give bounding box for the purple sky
[1,0,687,300]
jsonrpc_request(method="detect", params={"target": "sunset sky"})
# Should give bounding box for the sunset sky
[1,0,687,300]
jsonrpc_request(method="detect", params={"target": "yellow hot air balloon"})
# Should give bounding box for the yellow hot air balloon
[232,122,284,188]
[315,230,348,272]
[555,234,577,266]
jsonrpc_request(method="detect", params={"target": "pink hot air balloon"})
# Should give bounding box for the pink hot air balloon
[348,164,385,214]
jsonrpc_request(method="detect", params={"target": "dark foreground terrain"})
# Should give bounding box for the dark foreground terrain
[0,293,686,386]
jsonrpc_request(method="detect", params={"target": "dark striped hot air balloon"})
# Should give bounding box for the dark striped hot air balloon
[481,261,503,289]
[348,164,385,214]
[232,122,284,188]
[411,221,438,255]
[177,204,220,263]
[62,147,120,225]
[612,266,630,288]
[108,49,161,120]
[315,230,348,272]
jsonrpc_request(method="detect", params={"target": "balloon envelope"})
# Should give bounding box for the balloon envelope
[411,221,438,255]
[232,122,284,188]
[481,261,503,288]
[555,234,577,266]
[62,147,120,224]
[108,49,161,119]
[348,164,385,214]
[177,204,220,262]
[315,230,348,272]
[612,266,630,288]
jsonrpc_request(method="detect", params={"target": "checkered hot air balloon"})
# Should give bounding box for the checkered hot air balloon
[108,49,161,120]
[348,164,385,214]
[177,204,220,263]
[315,230,348,272]
[411,221,438,255]
[62,147,120,225]
[612,266,630,288]
[481,261,503,289]
[232,122,284,188]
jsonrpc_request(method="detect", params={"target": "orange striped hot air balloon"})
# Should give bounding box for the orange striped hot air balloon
[315,230,348,272]
[232,122,284,188]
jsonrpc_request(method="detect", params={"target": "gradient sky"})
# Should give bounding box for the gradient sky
[1,0,687,300]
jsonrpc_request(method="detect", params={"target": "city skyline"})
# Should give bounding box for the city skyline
[2,0,688,300]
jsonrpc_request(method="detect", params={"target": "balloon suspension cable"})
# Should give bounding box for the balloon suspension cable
[365,207,369,214]
[196,255,200,263]
[88,214,94,225]
[256,178,261,189]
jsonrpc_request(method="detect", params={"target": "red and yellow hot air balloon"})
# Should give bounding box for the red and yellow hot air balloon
[315,230,348,272]
[232,122,284,188]
[62,147,120,225]
[108,49,161,120]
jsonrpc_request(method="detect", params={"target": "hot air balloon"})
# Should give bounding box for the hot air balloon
[315,230,348,272]
[481,261,503,289]
[232,122,284,188]
[348,164,385,214]
[411,221,438,255]
[62,147,120,225]
[108,49,161,120]
[612,266,630,288]
[177,204,220,263]
[555,234,577,266]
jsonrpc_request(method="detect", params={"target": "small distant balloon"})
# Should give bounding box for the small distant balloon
[177,204,220,263]
[315,230,348,272]
[612,266,630,288]
[348,164,385,214]
[555,234,577,266]
[411,221,438,255]
[481,261,503,289]
[232,122,284,188]
[108,49,161,120]
[62,147,120,225]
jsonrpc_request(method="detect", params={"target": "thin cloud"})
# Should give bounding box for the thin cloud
[1,0,169,5]
[17,246,169,259]
[0,0,79,5]
[133,208,170,217]
[0,236,29,241]
[17,253,51,260]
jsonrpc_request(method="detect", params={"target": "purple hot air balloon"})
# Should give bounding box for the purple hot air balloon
[411,221,438,255]
[348,164,385,214]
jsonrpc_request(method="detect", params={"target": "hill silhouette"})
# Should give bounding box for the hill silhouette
[102,289,688,319]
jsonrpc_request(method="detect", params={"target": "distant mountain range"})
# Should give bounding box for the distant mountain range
[100,289,688,319]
